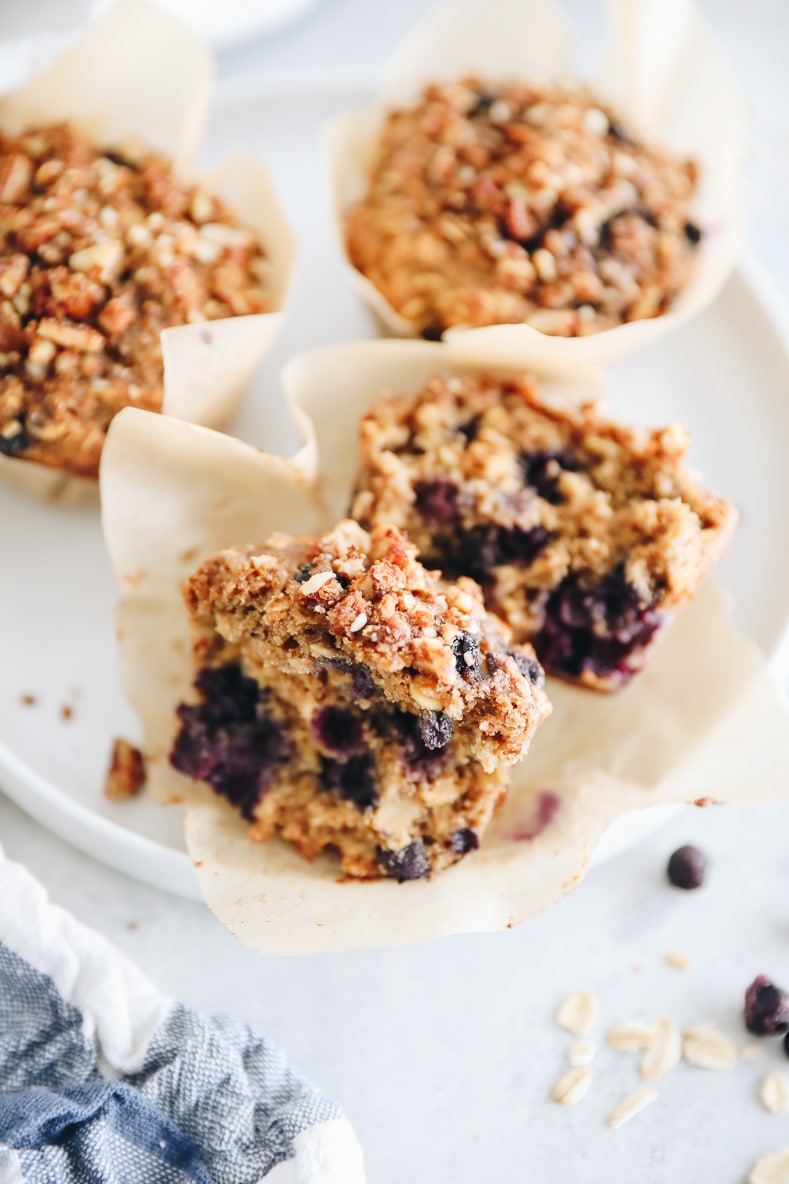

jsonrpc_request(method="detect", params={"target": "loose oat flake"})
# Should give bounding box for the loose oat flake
[555,991,600,1036]
[551,1066,592,1106]
[568,1041,596,1068]
[749,1148,789,1184]
[760,1073,789,1115]
[607,1086,657,1129]
[681,1024,737,1071]
[665,951,693,970]
[607,1021,657,1052]
[640,1018,681,1081]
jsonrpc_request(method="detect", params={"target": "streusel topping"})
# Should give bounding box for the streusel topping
[345,79,700,338]
[0,122,271,477]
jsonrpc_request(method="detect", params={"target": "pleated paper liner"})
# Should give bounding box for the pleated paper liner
[0,0,295,503]
[326,0,745,366]
[100,339,789,954]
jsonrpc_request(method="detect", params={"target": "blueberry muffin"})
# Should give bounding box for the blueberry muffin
[345,79,701,338]
[171,520,551,880]
[0,122,270,478]
[351,373,735,690]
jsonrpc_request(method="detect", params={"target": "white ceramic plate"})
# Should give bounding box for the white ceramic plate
[2,79,789,900]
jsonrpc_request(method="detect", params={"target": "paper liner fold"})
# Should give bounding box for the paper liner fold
[326,0,745,366]
[101,338,789,954]
[0,0,295,501]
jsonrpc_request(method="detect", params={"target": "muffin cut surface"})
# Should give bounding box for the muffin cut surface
[345,78,701,338]
[0,122,270,477]
[351,373,736,690]
[171,520,551,880]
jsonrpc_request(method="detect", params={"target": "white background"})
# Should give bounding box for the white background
[2,1,789,1181]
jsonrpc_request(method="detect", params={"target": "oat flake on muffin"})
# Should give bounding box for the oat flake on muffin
[345,78,701,339]
[0,122,271,478]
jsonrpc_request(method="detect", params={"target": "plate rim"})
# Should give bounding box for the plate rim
[1,251,787,897]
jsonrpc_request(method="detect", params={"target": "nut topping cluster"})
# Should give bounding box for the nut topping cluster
[345,78,701,338]
[0,122,271,477]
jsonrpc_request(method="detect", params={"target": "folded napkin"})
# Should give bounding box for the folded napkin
[0,848,366,1183]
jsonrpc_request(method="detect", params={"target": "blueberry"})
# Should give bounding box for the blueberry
[194,663,259,726]
[607,120,633,146]
[457,415,481,445]
[449,827,479,855]
[321,754,378,810]
[459,524,550,579]
[294,564,314,583]
[0,424,28,457]
[314,658,379,701]
[511,651,546,689]
[397,711,449,771]
[312,706,364,756]
[377,840,430,881]
[418,711,454,751]
[415,479,460,524]
[495,525,551,567]
[468,89,497,119]
[745,975,789,1036]
[451,631,481,677]
[170,663,289,821]
[535,566,662,683]
[684,221,703,245]
[521,449,577,504]
[666,844,707,889]
[420,323,444,342]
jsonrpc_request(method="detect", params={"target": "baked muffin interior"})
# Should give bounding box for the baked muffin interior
[351,373,735,690]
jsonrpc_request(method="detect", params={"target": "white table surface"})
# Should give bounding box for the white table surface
[2,1,789,1181]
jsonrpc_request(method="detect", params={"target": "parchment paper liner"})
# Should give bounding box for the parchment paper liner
[326,0,745,366]
[101,339,789,955]
[0,0,296,503]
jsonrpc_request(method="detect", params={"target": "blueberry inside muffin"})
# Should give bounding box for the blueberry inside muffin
[171,520,551,880]
[351,373,735,690]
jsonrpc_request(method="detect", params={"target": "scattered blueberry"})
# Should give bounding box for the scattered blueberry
[666,845,707,890]
[312,706,364,756]
[377,839,430,881]
[684,221,703,245]
[521,449,578,504]
[415,479,460,524]
[744,975,789,1036]
[418,711,454,751]
[449,827,479,855]
[451,631,481,677]
[321,753,378,811]
[294,564,314,584]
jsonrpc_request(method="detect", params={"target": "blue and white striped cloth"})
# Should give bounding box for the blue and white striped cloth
[0,848,365,1183]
